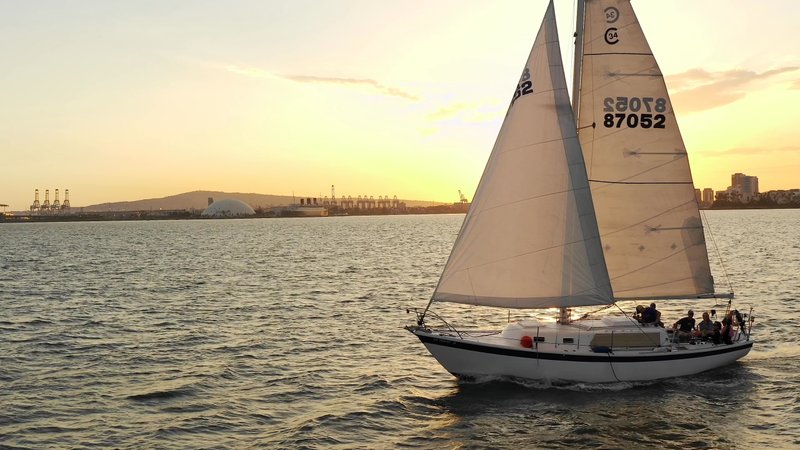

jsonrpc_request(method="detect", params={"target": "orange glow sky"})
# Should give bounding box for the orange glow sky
[1,0,798,211]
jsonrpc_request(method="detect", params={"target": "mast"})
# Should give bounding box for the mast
[571,0,586,123]
[562,0,586,323]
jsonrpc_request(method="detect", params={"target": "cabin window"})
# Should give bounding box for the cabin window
[533,336,545,342]
[562,338,574,344]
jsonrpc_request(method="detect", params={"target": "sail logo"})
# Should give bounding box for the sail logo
[604,7,620,23]
[604,5,620,44]
[605,28,619,45]
[511,67,533,106]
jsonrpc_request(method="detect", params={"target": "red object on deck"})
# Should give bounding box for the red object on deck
[520,335,533,348]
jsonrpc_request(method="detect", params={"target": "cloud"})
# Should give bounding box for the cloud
[283,75,419,100]
[667,66,799,113]
[225,64,418,100]
[427,102,473,120]
[426,100,505,123]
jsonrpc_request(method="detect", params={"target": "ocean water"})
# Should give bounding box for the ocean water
[1,210,798,449]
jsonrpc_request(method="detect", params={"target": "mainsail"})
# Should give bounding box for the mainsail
[432,1,613,309]
[575,0,714,299]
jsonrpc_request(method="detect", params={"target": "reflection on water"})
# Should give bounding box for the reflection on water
[0,210,798,448]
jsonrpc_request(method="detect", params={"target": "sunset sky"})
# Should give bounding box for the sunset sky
[1,0,798,211]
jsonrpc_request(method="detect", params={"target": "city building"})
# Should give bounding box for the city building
[730,173,759,198]
[702,188,714,206]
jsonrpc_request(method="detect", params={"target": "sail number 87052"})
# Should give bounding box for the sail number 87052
[602,96,667,129]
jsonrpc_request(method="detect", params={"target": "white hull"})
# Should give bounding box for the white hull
[409,321,752,383]
[280,205,328,217]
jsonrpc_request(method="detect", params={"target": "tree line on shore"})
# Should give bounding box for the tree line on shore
[711,190,800,209]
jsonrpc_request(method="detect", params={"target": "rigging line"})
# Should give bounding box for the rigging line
[497,134,581,157]
[575,303,615,321]
[580,128,684,186]
[442,262,612,303]
[513,85,563,99]
[583,64,668,95]
[587,154,689,194]
[626,152,687,155]
[607,337,622,382]
[607,245,704,287]
[473,183,589,215]
[569,0,577,98]
[608,73,661,77]
[645,225,704,231]
[421,310,463,338]
[612,272,706,294]
[589,179,693,185]
[584,52,653,56]
[597,198,697,239]
[454,230,601,267]
[614,293,733,301]
[701,210,734,295]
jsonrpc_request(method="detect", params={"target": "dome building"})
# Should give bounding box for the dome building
[201,199,256,218]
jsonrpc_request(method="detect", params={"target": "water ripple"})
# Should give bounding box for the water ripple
[0,212,798,448]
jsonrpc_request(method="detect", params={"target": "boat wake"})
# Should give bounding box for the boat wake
[743,342,800,360]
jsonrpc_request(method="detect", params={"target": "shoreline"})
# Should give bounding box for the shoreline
[4,204,799,224]
[0,205,470,223]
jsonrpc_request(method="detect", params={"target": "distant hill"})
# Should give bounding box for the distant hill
[82,191,297,212]
[81,190,440,212]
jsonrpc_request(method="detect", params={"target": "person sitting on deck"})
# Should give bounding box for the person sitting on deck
[633,305,645,322]
[696,312,715,340]
[711,321,723,344]
[673,310,696,342]
[733,309,747,332]
[641,303,662,327]
[721,312,735,344]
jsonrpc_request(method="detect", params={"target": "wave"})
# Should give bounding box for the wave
[126,386,196,402]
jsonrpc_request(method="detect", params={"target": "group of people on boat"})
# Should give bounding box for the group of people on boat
[633,304,746,345]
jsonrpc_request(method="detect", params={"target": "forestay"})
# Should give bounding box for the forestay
[432,1,613,309]
[575,0,714,300]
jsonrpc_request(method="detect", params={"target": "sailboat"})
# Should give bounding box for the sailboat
[407,0,753,383]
